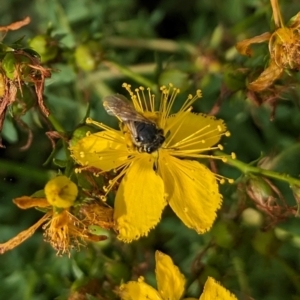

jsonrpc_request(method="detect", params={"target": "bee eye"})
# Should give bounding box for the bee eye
[135,137,141,142]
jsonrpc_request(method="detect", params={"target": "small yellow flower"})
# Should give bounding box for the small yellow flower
[119,251,237,300]
[0,176,111,255]
[236,0,300,91]
[44,175,78,208]
[71,83,231,242]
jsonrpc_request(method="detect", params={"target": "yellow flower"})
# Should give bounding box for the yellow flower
[118,251,237,300]
[71,83,231,242]
[236,0,300,91]
[44,175,78,208]
[0,176,112,255]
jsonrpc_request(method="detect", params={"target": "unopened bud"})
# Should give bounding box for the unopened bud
[44,176,78,208]
[246,176,274,205]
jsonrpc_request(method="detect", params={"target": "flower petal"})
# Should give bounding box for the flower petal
[114,154,166,242]
[0,213,51,254]
[289,12,300,28]
[248,61,283,91]
[200,277,237,300]
[70,130,130,171]
[159,153,222,233]
[165,112,226,152]
[119,281,162,300]
[155,251,185,300]
[235,32,271,56]
[13,196,49,209]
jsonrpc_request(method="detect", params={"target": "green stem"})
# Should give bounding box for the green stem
[232,256,250,295]
[80,63,157,88]
[103,37,197,55]
[48,114,66,133]
[104,61,157,91]
[0,159,50,183]
[216,151,300,186]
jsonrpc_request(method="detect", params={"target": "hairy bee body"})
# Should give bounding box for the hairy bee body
[103,94,165,153]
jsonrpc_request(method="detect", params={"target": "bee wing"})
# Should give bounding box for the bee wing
[124,121,139,140]
[103,94,152,123]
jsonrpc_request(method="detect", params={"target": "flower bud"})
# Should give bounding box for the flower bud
[245,176,274,205]
[75,41,103,71]
[11,84,36,116]
[69,125,98,147]
[0,72,6,97]
[2,52,17,80]
[44,176,78,208]
[291,185,300,216]
[29,34,58,63]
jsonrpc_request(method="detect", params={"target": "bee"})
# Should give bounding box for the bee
[103,94,165,153]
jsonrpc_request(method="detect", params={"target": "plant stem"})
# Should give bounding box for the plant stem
[103,61,157,91]
[103,37,197,55]
[48,114,65,133]
[216,151,300,186]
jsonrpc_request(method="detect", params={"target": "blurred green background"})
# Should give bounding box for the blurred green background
[1,0,300,299]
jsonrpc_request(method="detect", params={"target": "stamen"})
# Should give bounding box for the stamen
[159,86,169,126]
[132,93,143,112]
[159,85,166,113]
[167,151,230,161]
[133,88,144,112]
[147,87,155,112]
[214,173,234,184]
[122,83,133,97]
[169,145,221,155]
[103,163,131,196]
[139,86,150,112]
[113,156,135,172]
[180,90,202,112]
[169,124,212,148]
[165,86,180,119]
[100,195,107,201]
[170,125,228,149]
[86,118,119,133]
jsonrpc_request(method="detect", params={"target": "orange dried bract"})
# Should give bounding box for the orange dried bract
[43,210,108,256]
[13,196,50,209]
[0,16,30,32]
[12,50,51,117]
[236,32,271,56]
[0,213,51,254]
[248,61,283,91]
[0,49,51,147]
[0,78,18,147]
[80,203,114,229]
[84,232,108,242]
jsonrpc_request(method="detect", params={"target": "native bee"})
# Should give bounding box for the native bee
[103,94,165,153]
